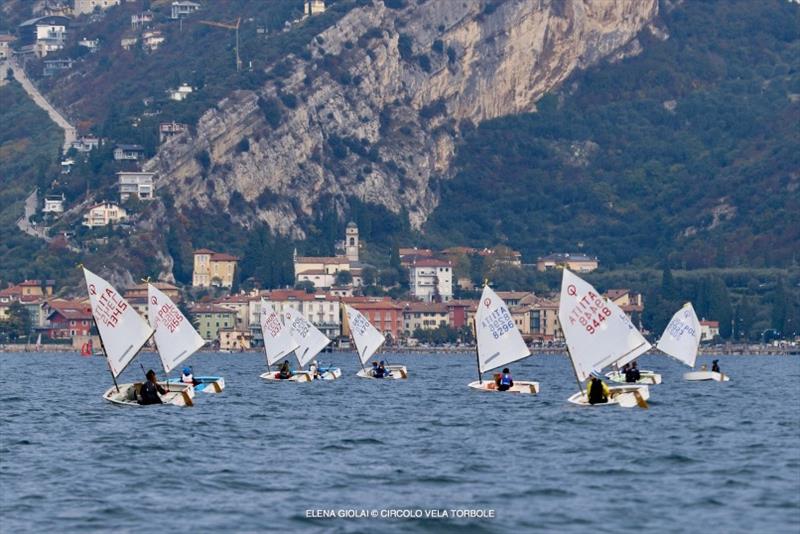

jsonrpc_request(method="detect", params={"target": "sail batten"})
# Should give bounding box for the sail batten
[83,268,153,378]
[260,300,300,366]
[475,286,531,373]
[558,268,652,382]
[344,304,385,365]
[147,284,205,374]
[283,308,331,369]
[656,302,701,368]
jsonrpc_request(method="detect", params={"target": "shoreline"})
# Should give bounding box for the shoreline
[1,345,797,356]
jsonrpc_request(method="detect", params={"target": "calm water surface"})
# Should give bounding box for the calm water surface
[1,352,798,533]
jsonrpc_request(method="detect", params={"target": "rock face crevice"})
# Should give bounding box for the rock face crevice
[147,0,658,237]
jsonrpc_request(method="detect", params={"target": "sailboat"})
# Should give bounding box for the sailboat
[343,303,408,379]
[468,285,539,394]
[657,302,730,382]
[259,301,336,382]
[148,284,225,393]
[83,268,194,407]
[558,268,651,408]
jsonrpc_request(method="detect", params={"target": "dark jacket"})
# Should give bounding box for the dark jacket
[139,380,166,405]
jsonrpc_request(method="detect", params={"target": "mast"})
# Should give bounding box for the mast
[472,316,481,384]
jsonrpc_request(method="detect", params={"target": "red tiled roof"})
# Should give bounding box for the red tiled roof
[605,289,630,299]
[295,256,350,265]
[700,320,719,327]
[411,258,451,268]
[211,253,239,262]
[402,302,449,313]
[194,248,216,254]
[189,304,237,314]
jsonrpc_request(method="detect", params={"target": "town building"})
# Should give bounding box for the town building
[131,11,154,29]
[536,253,598,273]
[304,0,326,16]
[192,249,239,288]
[113,144,145,161]
[18,16,69,57]
[72,135,100,152]
[117,171,155,201]
[605,288,644,318]
[43,193,66,214]
[169,83,193,101]
[46,300,92,339]
[409,258,453,302]
[82,202,127,227]
[699,320,720,342]
[61,158,75,174]
[73,0,120,16]
[43,58,74,76]
[294,223,370,288]
[517,297,562,342]
[171,1,201,19]
[142,30,165,51]
[219,328,251,351]
[402,302,449,336]
[159,121,187,143]
[343,297,403,342]
[0,34,16,60]
[446,300,473,329]
[78,37,99,51]
[120,35,138,50]
[189,304,236,342]
[123,282,179,302]
[0,280,55,304]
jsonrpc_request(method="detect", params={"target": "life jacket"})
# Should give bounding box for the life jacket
[500,373,512,386]
[139,381,163,405]
[588,379,607,404]
[181,373,194,384]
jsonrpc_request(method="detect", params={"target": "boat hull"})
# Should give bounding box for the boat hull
[260,368,342,382]
[684,371,730,382]
[356,365,408,380]
[606,370,662,385]
[467,380,539,395]
[102,382,195,407]
[166,376,225,393]
[567,384,650,407]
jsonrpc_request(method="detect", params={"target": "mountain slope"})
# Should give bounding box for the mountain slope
[426,0,800,268]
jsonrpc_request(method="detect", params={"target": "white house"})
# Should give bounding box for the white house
[699,320,720,342]
[78,37,100,51]
[117,171,155,202]
[43,194,65,213]
[142,30,165,51]
[304,0,326,16]
[171,1,201,19]
[113,144,144,161]
[409,258,453,302]
[169,83,193,101]
[73,0,120,16]
[83,203,128,228]
[18,16,69,57]
[0,34,15,60]
[72,136,100,152]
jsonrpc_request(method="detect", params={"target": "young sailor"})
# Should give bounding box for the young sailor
[181,367,200,386]
[139,369,166,405]
[377,361,388,379]
[631,361,641,381]
[497,368,514,391]
[278,360,293,380]
[711,359,720,373]
[587,373,610,404]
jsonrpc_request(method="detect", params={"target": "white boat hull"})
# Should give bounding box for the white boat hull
[356,365,408,380]
[260,368,342,382]
[103,382,195,407]
[166,376,225,393]
[567,384,650,407]
[606,370,662,385]
[684,371,730,382]
[467,380,539,395]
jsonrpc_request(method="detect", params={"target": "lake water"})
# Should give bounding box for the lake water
[1,352,798,533]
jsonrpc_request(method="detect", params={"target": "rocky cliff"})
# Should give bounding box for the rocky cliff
[146,0,659,237]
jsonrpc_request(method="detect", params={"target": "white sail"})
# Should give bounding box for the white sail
[475,285,531,373]
[147,284,205,374]
[283,308,331,369]
[83,268,153,378]
[260,299,299,366]
[656,302,700,368]
[344,304,385,365]
[558,268,651,382]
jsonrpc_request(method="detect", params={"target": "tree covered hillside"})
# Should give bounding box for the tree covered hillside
[427,0,800,269]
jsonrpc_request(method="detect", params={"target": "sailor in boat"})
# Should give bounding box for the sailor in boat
[497,368,514,391]
[139,369,167,405]
[712,360,720,373]
[377,361,389,378]
[587,372,610,404]
[625,361,641,383]
[309,360,320,379]
[181,367,200,387]
[369,361,383,378]
[277,360,293,380]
